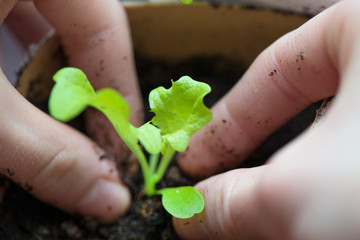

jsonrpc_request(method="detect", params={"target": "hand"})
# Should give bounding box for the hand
[175,0,360,239]
[0,0,142,223]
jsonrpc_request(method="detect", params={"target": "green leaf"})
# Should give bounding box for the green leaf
[90,89,146,165]
[149,76,212,154]
[49,67,96,122]
[48,67,153,194]
[90,88,137,146]
[180,0,193,4]
[159,186,204,219]
[136,122,162,155]
[49,68,143,164]
[90,88,131,122]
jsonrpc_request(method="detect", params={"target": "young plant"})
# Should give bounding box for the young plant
[180,0,193,4]
[48,67,212,219]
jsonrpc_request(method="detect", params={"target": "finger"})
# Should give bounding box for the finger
[175,0,360,238]
[34,0,143,159]
[174,165,313,239]
[175,127,360,240]
[174,167,268,240]
[178,1,340,178]
[0,71,130,223]
[175,136,360,239]
[5,1,51,48]
[0,0,17,25]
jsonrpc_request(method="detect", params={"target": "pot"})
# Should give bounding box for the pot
[7,2,313,239]
[16,2,309,104]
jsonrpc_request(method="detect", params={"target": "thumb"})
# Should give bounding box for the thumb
[0,72,130,223]
[173,167,266,240]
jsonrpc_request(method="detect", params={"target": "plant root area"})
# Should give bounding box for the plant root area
[0,164,190,240]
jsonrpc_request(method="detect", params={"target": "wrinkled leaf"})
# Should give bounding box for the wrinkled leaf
[159,186,204,219]
[149,76,212,154]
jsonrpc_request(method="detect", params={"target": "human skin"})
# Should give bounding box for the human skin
[175,0,360,239]
[0,0,142,223]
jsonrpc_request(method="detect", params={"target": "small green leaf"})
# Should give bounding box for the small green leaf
[136,122,162,155]
[90,89,144,162]
[49,68,143,165]
[149,76,212,154]
[48,67,153,194]
[49,67,96,122]
[159,186,204,219]
[180,0,193,4]
[90,88,131,122]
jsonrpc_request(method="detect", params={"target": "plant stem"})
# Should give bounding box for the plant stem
[154,146,176,184]
[149,153,159,175]
[127,145,155,195]
[145,153,160,196]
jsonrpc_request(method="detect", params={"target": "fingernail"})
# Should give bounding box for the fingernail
[76,179,130,222]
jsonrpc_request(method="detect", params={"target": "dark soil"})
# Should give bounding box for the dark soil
[0,164,190,240]
[0,55,321,239]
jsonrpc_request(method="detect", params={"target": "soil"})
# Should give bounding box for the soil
[0,54,321,239]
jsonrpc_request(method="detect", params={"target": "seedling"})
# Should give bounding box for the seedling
[180,0,193,4]
[49,67,212,219]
